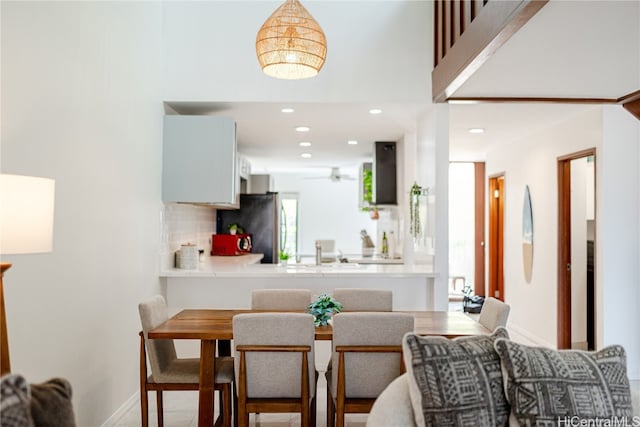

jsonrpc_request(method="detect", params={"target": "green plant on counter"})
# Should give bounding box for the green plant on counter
[228,223,244,234]
[279,250,290,261]
[307,293,343,327]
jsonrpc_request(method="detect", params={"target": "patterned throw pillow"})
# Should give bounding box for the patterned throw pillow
[494,339,633,425]
[0,374,34,427]
[403,327,511,427]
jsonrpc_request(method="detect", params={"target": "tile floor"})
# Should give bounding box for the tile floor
[113,371,368,427]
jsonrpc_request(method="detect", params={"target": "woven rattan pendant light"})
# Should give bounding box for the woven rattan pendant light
[256,0,327,79]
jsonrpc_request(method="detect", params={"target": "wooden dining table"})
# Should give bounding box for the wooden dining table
[148,309,491,426]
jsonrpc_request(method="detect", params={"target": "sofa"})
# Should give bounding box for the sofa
[367,328,640,427]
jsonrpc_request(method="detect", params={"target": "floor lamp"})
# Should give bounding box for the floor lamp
[0,174,55,375]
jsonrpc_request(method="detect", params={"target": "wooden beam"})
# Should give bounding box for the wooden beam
[432,0,549,103]
[620,90,640,121]
[448,96,618,104]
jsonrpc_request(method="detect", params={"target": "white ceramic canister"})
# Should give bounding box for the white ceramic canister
[178,243,198,270]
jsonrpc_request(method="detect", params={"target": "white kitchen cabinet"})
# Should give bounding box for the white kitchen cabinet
[162,115,238,206]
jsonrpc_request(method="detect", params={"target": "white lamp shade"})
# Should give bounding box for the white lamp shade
[0,174,55,254]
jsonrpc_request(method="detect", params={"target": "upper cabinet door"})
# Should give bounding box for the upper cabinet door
[162,115,237,205]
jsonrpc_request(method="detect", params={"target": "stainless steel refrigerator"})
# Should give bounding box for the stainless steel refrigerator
[216,193,280,263]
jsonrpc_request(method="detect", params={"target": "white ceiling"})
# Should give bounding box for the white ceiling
[169,0,639,174]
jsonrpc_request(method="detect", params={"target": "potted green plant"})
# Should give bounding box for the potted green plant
[307,293,343,327]
[279,250,290,264]
[228,223,244,235]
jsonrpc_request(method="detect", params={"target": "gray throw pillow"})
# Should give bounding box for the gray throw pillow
[29,377,76,427]
[494,339,633,425]
[403,327,511,427]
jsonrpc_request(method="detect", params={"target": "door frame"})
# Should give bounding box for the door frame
[557,148,596,349]
[488,173,505,300]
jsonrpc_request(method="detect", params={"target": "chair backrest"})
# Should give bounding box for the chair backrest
[331,312,414,398]
[138,295,177,380]
[251,289,312,310]
[233,313,315,398]
[332,288,393,311]
[478,297,511,331]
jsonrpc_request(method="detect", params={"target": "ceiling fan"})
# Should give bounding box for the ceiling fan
[305,167,356,182]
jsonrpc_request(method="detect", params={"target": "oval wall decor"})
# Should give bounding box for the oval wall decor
[522,185,533,282]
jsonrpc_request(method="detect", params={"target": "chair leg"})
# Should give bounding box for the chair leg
[156,390,164,427]
[222,383,232,427]
[310,394,317,427]
[335,396,344,427]
[237,396,248,427]
[141,386,149,427]
[233,382,238,427]
[326,387,335,427]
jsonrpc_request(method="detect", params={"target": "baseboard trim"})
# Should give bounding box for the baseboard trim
[100,390,139,427]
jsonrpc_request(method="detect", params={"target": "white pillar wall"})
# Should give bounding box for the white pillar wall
[598,105,640,379]
[1,2,165,424]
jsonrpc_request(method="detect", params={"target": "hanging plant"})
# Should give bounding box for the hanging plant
[361,167,373,212]
[409,183,423,239]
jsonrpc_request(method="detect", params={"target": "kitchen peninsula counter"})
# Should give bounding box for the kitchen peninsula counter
[162,253,264,277]
[161,261,434,278]
[161,261,444,311]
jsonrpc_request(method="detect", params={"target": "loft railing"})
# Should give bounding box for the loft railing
[432,0,548,103]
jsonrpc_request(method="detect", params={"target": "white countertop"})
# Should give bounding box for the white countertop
[161,253,264,276]
[160,259,436,278]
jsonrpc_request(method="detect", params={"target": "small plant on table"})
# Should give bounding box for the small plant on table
[307,293,343,327]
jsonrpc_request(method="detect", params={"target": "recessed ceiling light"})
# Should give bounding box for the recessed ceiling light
[301,152,312,158]
[299,141,312,147]
[347,140,358,145]
[369,108,382,115]
[295,126,310,132]
[468,128,485,134]
[281,107,294,113]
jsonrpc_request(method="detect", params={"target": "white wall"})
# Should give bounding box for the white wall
[1,2,164,424]
[270,171,377,256]
[599,105,640,379]
[485,105,640,379]
[485,106,602,349]
[163,1,431,103]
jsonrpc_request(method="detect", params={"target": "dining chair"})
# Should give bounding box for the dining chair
[332,288,393,311]
[251,288,312,310]
[326,312,414,427]
[233,313,318,427]
[478,297,511,331]
[138,295,234,427]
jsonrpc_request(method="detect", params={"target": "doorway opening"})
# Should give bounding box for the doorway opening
[557,149,596,350]
[488,174,505,301]
[449,162,486,302]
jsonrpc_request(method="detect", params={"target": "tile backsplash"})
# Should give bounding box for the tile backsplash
[160,203,216,269]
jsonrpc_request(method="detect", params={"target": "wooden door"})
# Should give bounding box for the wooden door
[557,149,596,349]
[488,175,505,300]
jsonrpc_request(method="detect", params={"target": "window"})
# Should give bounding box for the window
[280,193,299,260]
